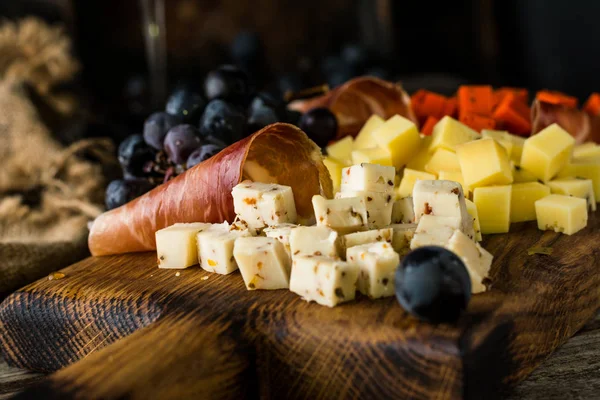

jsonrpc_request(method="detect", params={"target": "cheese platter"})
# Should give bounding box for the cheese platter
[2,78,600,399]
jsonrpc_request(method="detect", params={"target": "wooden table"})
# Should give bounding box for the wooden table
[1,312,599,399]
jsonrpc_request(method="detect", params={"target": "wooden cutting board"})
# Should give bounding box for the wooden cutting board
[1,213,600,399]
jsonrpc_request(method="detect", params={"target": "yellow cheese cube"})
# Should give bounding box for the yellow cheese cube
[464,199,482,241]
[509,134,526,165]
[573,142,600,162]
[482,129,513,156]
[323,157,344,193]
[535,194,588,235]
[406,135,433,171]
[372,115,421,169]
[456,138,513,188]
[510,182,550,223]
[512,165,538,183]
[547,178,596,211]
[351,147,393,167]
[429,116,480,152]
[438,170,467,194]
[558,161,600,200]
[520,123,575,182]
[473,185,512,234]
[425,148,461,175]
[354,115,385,149]
[326,136,354,165]
[397,168,436,199]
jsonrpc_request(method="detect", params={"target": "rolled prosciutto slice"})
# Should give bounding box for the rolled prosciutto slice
[89,123,332,256]
[531,99,600,143]
[289,76,418,139]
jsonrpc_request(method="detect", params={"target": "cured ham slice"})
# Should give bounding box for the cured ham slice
[289,76,418,139]
[531,99,600,144]
[89,123,332,256]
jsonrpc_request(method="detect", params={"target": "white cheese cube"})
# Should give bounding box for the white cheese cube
[446,230,493,293]
[233,237,291,290]
[289,226,342,259]
[231,181,297,230]
[412,180,475,240]
[312,195,368,234]
[341,163,395,193]
[229,218,258,236]
[391,197,415,224]
[390,223,417,254]
[196,224,250,274]
[343,228,393,249]
[289,256,359,307]
[156,223,212,269]
[263,223,297,263]
[410,226,455,250]
[346,242,399,298]
[336,190,393,228]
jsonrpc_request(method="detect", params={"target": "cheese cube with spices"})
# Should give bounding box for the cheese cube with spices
[412,180,475,240]
[390,224,417,254]
[343,228,393,249]
[336,191,393,228]
[346,241,399,299]
[264,223,297,262]
[312,195,368,234]
[289,256,359,307]
[233,237,291,290]
[341,163,395,193]
[196,224,250,274]
[289,225,342,259]
[231,181,297,230]
[156,223,212,269]
[391,197,415,224]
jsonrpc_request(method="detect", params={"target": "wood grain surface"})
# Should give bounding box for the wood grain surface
[1,213,600,399]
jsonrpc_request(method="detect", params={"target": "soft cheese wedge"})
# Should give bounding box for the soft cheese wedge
[156,222,212,269]
[196,223,250,274]
[289,256,359,307]
[232,181,297,230]
[346,241,399,299]
[234,237,291,290]
[289,225,342,259]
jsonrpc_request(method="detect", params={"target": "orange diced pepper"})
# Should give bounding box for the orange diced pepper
[458,85,494,119]
[583,93,600,116]
[493,87,529,109]
[443,97,458,118]
[536,90,578,108]
[411,89,447,121]
[421,116,439,136]
[493,93,531,136]
[459,112,496,132]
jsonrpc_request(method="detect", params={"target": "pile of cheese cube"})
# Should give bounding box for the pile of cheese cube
[155,162,494,307]
[324,114,595,237]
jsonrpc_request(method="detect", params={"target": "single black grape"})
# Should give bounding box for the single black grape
[298,108,338,147]
[105,179,155,210]
[186,144,223,169]
[118,134,156,177]
[165,86,206,123]
[143,112,180,150]
[204,65,250,103]
[246,93,281,133]
[163,124,203,165]
[199,99,247,144]
[395,246,471,323]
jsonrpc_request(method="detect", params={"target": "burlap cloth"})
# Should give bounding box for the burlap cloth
[0,18,115,297]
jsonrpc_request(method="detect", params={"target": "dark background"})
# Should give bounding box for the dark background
[2,0,600,127]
